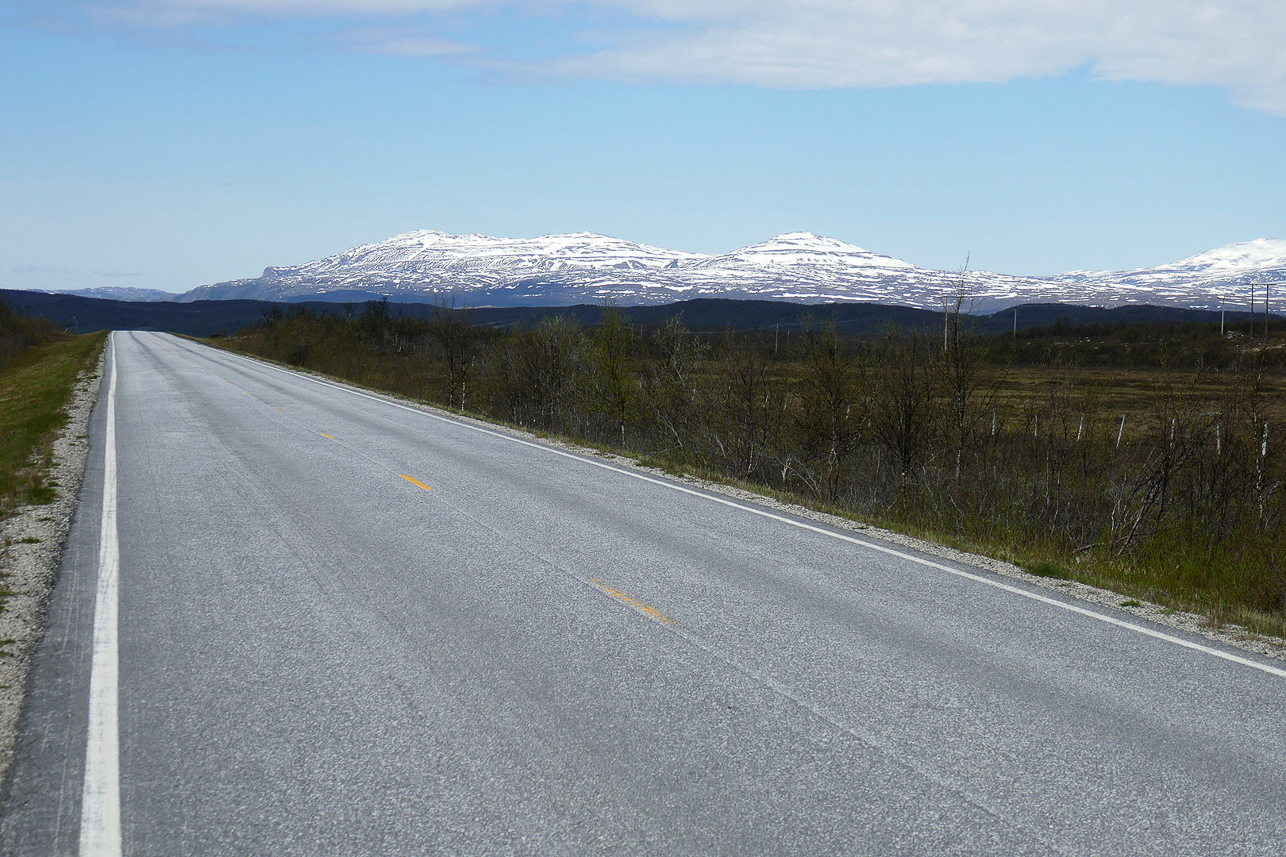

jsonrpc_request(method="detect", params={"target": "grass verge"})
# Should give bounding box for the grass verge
[0,332,106,521]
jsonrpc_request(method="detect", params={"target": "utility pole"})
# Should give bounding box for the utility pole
[1013,307,1017,339]
[1251,281,1283,343]
[1251,281,1257,339]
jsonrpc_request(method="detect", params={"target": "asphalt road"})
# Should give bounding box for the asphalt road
[4,330,1286,856]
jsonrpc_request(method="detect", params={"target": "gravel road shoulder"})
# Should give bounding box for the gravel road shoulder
[0,347,104,790]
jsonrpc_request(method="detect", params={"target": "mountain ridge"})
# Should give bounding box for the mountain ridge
[37,231,1286,311]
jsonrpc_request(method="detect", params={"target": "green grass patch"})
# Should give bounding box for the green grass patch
[0,332,106,521]
[1022,560,1072,579]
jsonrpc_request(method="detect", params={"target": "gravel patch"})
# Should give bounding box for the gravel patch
[260,360,1286,666]
[0,347,104,789]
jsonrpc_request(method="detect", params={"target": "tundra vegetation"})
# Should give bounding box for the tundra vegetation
[226,299,1286,637]
[0,297,105,521]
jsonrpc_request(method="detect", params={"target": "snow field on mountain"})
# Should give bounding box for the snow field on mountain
[183,231,1286,311]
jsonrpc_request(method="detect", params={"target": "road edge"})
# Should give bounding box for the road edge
[0,342,107,792]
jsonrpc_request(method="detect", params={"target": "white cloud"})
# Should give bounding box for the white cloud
[335,27,476,56]
[9,265,73,275]
[71,0,1286,114]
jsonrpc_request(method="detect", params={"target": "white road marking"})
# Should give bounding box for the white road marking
[81,333,122,857]
[174,335,1286,680]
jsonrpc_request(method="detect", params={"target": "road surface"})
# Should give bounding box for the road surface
[4,330,1286,855]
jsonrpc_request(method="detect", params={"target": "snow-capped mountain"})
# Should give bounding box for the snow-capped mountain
[180,231,1286,312]
[1051,239,1286,310]
[44,286,178,302]
[286,230,702,279]
[184,230,705,304]
[691,232,915,272]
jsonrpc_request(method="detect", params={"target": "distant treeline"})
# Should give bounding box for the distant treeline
[4,286,1275,357]
[226,300,1286,632]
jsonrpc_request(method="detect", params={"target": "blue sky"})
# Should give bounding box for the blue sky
[2,1,1284,294]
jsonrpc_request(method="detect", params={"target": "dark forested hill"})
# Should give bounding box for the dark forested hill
[0,289,1261,338]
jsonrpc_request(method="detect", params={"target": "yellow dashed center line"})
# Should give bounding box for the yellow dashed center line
[399,474,433,491]
[320,432,334,440]
[589,579,674,625]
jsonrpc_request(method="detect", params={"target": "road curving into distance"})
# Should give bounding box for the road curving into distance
[3,330,1286,855]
